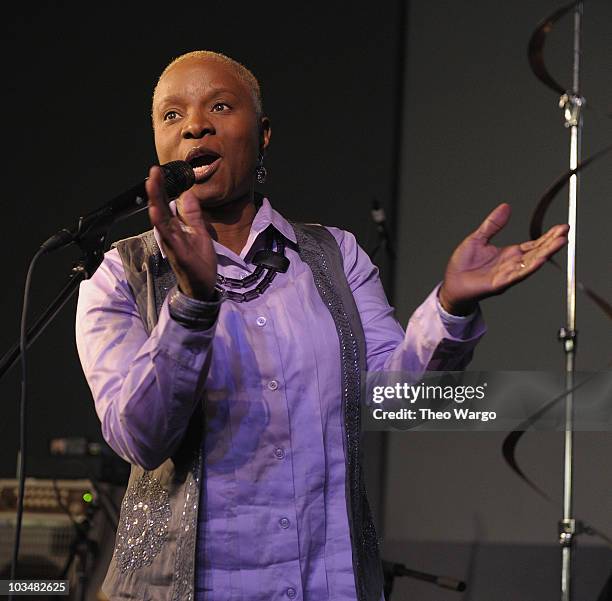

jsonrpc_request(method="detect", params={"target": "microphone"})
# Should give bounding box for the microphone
[382,560,467,592]
[370,198,396,261]
[41,160,195,253]
[370,197,387,228]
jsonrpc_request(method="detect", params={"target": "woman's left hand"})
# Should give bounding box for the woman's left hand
[438,203,569,316]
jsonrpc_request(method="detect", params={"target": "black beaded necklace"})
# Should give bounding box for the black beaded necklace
[215,227,290,302]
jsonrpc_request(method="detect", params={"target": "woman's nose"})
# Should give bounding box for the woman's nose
[182,111,215,139]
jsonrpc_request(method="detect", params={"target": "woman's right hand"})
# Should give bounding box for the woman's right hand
[146,165,218,301]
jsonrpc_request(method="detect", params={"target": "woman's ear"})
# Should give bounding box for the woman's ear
[259,116,271,153]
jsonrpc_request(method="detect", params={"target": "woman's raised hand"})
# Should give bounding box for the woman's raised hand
[146,165,218,301]
[439,203,569,316]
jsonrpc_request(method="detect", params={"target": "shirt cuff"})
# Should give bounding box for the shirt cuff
[436,296,477,322]
[168,285,222,330]
[434,282,479,339]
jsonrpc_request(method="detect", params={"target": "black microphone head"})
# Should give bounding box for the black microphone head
[160,160,195,198]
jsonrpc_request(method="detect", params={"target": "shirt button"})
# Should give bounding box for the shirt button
[279,517,290,529]
[256,316,267,327]
[268,380,279,391]
[274,447,285,460]
[286,588,296,598]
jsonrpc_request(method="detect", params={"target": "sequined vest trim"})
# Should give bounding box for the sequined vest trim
[103,224,384,601]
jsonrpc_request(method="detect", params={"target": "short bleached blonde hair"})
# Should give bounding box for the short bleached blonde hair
[152,50,263,120]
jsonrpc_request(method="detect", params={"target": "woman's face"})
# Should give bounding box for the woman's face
[152,57,270,208]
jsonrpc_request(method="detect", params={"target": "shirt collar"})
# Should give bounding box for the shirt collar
[153,197,297,263]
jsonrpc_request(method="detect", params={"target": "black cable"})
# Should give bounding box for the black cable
[52,478,81,530]
[9,247,45,599]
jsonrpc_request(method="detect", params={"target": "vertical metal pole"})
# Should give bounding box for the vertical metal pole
[559,4,583,601]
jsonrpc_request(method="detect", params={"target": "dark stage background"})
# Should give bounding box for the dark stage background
[2,1,611,600]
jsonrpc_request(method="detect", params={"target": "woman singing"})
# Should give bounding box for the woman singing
[76,50,568,601]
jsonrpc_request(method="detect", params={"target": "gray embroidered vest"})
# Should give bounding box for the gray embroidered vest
[103,224,384,601]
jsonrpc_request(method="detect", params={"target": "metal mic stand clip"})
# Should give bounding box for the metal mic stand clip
[382,560,466,599]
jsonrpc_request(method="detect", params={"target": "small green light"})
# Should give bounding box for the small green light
[82,492,93,503]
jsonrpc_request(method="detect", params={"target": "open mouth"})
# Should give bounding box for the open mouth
[185,148,222,183]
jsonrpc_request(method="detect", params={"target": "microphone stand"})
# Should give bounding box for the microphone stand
[0,223,111,379]
[382,560,466,599]
[0,159,194,379]
[557,3,584,600]
[59,496,99,601]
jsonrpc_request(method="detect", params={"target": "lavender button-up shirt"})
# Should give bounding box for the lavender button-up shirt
[75,198,485,601]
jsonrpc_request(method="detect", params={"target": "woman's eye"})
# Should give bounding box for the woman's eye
[212,102,230,112]
[163,110,179,121]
